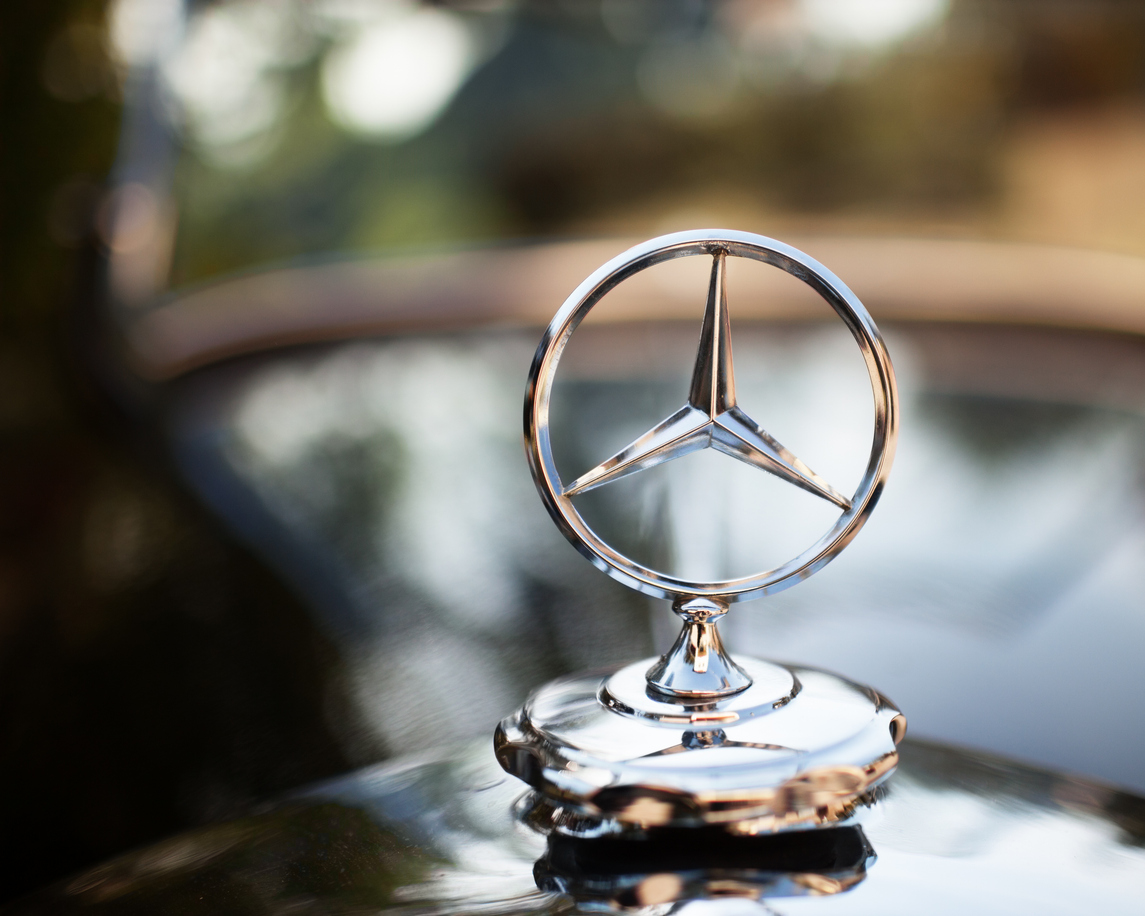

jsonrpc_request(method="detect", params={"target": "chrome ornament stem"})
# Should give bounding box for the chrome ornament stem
[646,597,752,698]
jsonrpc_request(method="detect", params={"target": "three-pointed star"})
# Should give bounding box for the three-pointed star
[562,251,852,511]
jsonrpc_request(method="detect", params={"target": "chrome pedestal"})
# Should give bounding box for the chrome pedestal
[496,650,905,835]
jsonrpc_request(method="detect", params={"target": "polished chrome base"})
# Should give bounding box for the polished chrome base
[495,656,905,834]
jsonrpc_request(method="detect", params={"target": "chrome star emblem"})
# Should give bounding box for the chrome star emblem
[500,233,906,831]
[525,229,896,602]
[563,250,851,511]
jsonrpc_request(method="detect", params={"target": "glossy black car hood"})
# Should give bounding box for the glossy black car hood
[11,738,1145,915]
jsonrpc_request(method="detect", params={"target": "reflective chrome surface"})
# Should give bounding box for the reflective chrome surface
[16,740,1145,915]
[525,229,898,603]
[646,597,753,698]
[504,232,903,827]
[496,661,902,833]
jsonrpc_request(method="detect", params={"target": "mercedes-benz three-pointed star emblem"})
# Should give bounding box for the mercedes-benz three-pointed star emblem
[500,231,905,838]
[525,229,897,602]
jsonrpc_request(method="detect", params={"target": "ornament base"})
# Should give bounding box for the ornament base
[495,657,905,833]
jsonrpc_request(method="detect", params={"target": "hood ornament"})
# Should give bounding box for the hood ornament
[496,229,904,836]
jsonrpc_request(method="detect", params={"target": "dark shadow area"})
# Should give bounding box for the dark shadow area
[0,1,359,902]
[536,824,874,907]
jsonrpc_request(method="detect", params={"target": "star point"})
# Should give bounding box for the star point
[562,251,851,512]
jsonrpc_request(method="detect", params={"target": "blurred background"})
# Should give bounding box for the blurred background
[4,0,1145,904]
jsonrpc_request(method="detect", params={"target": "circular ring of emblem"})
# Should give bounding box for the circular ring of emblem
[524,229,898,602]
